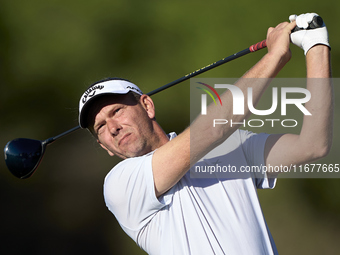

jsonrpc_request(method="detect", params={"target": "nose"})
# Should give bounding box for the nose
[106,118,121,136]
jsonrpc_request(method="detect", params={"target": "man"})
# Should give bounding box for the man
[78,13,332,254]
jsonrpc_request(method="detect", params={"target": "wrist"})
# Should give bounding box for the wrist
[264,50,291,75]
[306,45,331,78]
[303,36,331,55]
[306,44,330,56]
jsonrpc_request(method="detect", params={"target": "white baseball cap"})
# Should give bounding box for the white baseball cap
[78,79,143,128]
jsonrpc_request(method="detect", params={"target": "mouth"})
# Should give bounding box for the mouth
[118,133,131,146]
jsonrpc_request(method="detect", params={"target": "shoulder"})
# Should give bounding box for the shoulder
[103,152,166,231]
[103,153,153,213]
[104,153,153,189]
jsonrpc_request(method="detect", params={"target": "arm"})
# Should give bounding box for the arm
[264,45,332,171]
[264,13,332,173]
[152,21,297,197]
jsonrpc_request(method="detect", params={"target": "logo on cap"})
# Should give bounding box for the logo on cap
[127,86,142,94]
[82,85,105,104]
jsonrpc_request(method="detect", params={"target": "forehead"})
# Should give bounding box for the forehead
[86,93,137,126]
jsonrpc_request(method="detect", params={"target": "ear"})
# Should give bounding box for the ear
[140,95,156,119]
[97,139,115,156]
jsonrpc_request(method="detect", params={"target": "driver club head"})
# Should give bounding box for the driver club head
[4,138,46,179]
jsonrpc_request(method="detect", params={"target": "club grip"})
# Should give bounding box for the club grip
[249,40,267,52]
[292,15,323,32]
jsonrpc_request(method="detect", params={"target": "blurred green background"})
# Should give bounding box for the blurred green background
[1,0,339,254]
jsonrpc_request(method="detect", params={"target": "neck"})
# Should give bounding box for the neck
[149,122,170,151]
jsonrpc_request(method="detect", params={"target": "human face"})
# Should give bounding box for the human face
[91,93,156,159]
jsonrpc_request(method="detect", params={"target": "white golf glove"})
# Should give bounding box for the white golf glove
[289,13,330,55]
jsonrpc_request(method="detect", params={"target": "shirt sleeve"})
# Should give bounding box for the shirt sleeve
[239,130,277,189]
[103,153,171,232]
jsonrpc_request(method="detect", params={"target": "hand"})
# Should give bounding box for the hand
[266,21,296,65]
[289,13,330,55]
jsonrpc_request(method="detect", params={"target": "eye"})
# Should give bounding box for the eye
[96,123,105,135]
[111,107,124,118]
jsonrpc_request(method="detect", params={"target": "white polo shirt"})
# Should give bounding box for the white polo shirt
[104,129,278,255]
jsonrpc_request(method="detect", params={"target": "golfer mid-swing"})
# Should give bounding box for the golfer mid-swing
[78,13,332,254]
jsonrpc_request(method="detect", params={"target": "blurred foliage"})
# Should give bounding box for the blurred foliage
[1,0,339,254]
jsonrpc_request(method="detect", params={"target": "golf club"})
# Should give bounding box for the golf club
[4,15,324,179]
[4,126,80,179]
[5,39,265,179]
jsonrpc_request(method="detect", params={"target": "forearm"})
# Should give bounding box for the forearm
[191,22,295,158]
[265,45,333,169]
[300,45,333,158]
[190,52,287,162]
[306,45,331,78]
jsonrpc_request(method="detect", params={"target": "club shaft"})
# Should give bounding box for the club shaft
[147,40,267,96]
[44,40,267,142]
[43,125,81,145]
[45,15,322,141]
